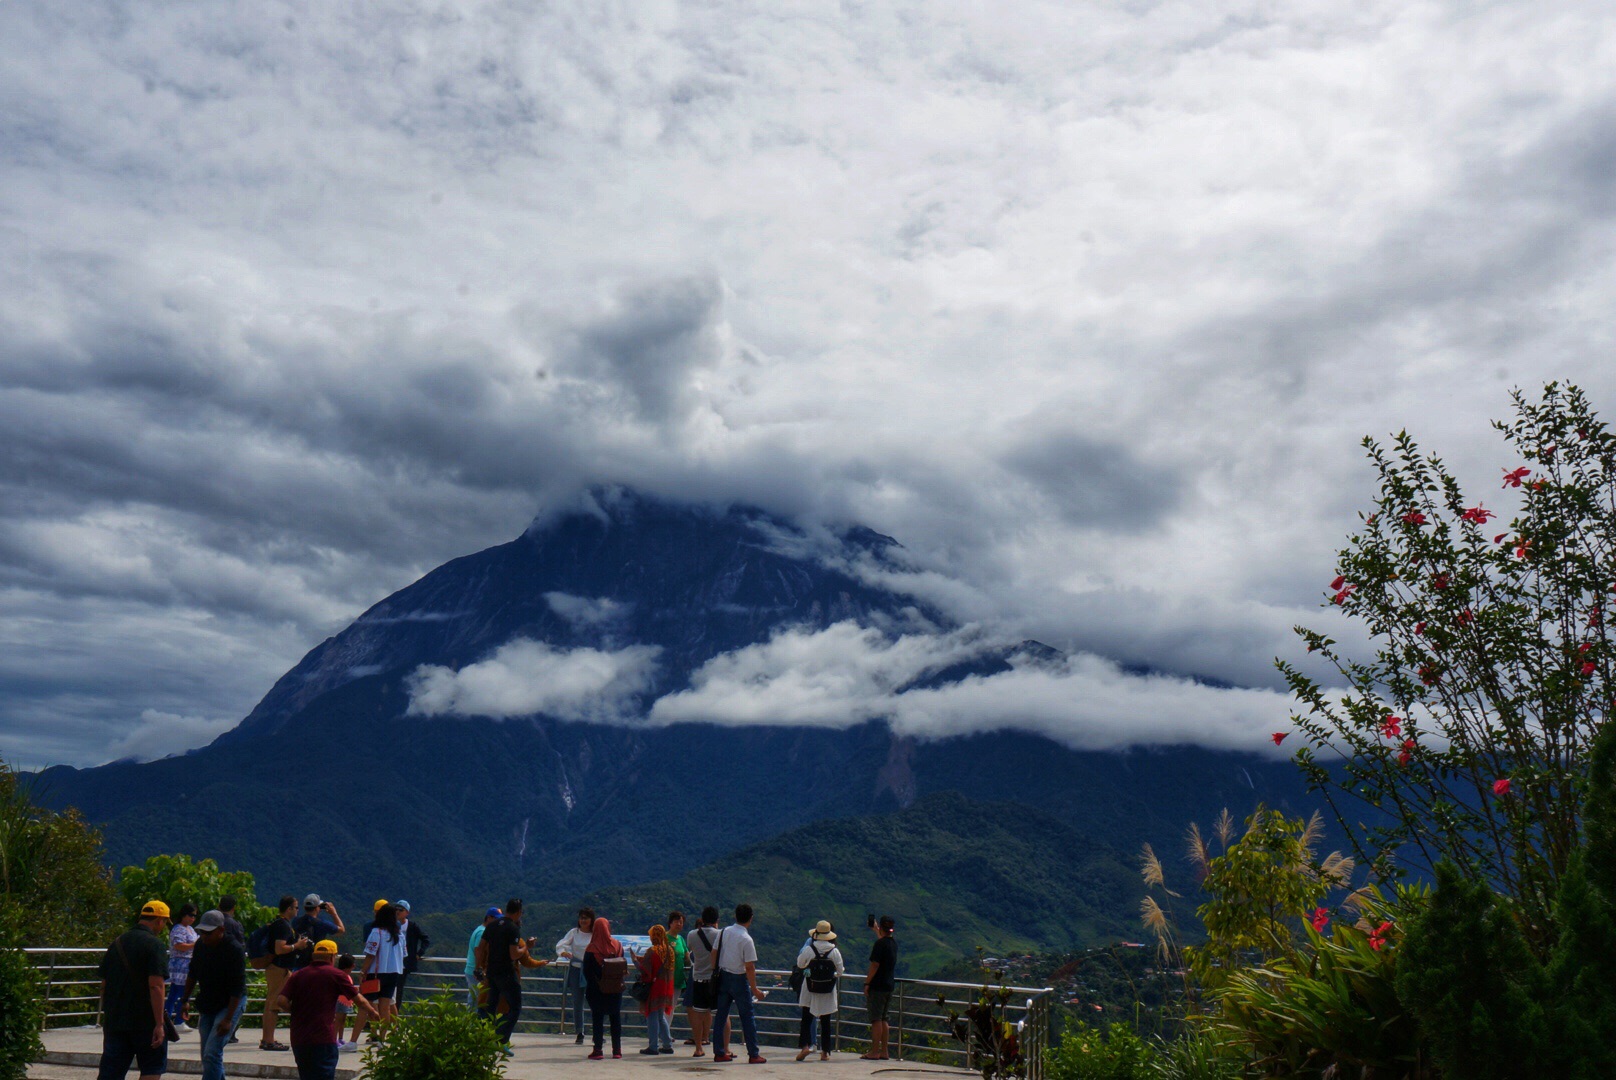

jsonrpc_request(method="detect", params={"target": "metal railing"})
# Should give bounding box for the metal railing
[25,949,1053,1078]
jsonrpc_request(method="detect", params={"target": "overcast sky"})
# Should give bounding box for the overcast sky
[4,0,1615,767]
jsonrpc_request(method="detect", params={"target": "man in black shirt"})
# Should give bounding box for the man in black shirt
[261,895,309,1051]
[216,895,249,1045]
[97,899,171,1080]
[475,898,533,1051]
[180,910,246,1080]
[862,916,898,1061]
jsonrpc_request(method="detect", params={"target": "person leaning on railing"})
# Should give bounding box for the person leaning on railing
[861,915,897,1061]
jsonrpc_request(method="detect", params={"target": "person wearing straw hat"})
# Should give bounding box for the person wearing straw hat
[96,899,171,1080]
[795,922,845,1061]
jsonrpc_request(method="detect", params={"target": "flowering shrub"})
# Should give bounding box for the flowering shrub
[1280,383,1616,949]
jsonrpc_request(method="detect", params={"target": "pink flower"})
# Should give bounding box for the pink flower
[1493,778,1511,796]
[1503,467,1531,488]
[1310,907,1330,933]
[1462,506,1495,524]
[1330,575,1346,591]
[1272,732,1289,746]
[1380,715,1402,740]
[1401,511,1427,525]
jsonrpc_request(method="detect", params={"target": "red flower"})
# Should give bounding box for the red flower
[1381,715,1402,739]
[1398,748,1413,768]
[1582,661,1597,677]
[1514,539,1532,560]
[1493,778,1511,796]
[1503,467,1531,488]
[1457,608,1474,625]
[1401,511,1427,525]
[1271,732,1288,746]
[1332,585,1357,605]
[1414,621,1427,635]
[1420,664,1440,685]
[1310,907,1330,933]
[1495,533,1509,544]
[1330,575,1346,591]
[1369,920,1393,951]
[1543,444,1557,458]
[1431,573,1450,589]
[1530,479,1548,492]
[1461,505,1495,524]
[1580,643,1594,655]
[1590,610,1603,628]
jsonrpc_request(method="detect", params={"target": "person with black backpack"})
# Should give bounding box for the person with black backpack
[583,916,627,1059]
[794,921,845,1061]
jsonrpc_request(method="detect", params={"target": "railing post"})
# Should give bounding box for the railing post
[42,954,55,1031]
[895,981,905,1061]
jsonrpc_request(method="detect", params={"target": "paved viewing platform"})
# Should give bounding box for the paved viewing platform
[32,1027,973,1080]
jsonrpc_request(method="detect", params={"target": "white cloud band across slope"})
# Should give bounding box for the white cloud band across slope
[650,621,1292,754]
[407,640,661,723]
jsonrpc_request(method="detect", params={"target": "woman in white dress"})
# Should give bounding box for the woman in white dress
[795,921,845,1061]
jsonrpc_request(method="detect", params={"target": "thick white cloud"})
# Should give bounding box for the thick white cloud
[406,640,661,722]
[651,620,1294,753]
[109,709,237,763]
[3,0,1616,762]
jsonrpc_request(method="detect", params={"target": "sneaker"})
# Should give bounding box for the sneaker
[577,1035,586,1045]
[339,1042,358,1054]
[613,1053,623,1059]
[589,1051,604,1061]
[748,1057,768,1065]
[501,1046,515,1059]
[641,1048,660,1056]
[176,1023,194,1035]
[660,1047,675,1054]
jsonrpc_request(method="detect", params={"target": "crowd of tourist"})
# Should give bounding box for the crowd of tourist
[95,894,899,1080]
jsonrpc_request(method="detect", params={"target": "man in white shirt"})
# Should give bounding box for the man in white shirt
[711,904,768,1064]
[554,908,595,1045]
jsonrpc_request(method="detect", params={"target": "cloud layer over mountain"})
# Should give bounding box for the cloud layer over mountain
[4,0,1616,764]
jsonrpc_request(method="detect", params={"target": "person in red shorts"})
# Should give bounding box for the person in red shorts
[274,939,379,1080]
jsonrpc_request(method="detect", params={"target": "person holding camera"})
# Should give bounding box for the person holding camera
[291,896,345,971]
[261,896,311,1052]
[476,898,548,1055]
[861,915,897,1061]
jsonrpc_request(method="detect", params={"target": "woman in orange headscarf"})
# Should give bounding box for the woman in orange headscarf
[583,917,626,1059]
[635,925,678,1054]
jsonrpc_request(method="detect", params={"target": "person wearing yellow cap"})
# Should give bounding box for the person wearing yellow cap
[274,939,379,1079]
[95,900,171,1079]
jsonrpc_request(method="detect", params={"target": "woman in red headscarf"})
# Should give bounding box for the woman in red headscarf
[635,925,677,1054]
[583,917,626,1059]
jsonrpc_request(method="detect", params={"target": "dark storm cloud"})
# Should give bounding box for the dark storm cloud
[3,0,1616,763]
[1001,432,1183,532]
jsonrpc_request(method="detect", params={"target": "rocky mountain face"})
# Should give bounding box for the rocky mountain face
[37,489,1316,918]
